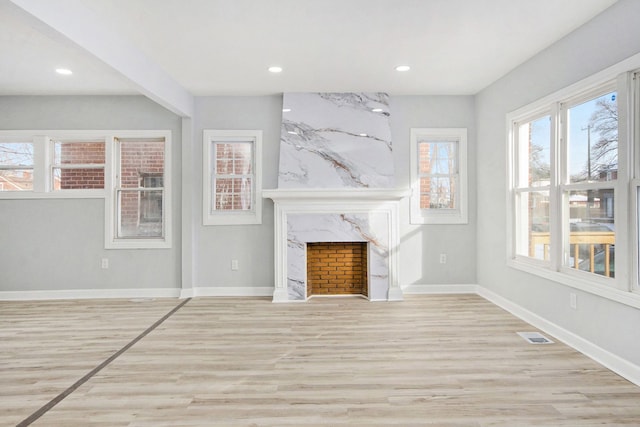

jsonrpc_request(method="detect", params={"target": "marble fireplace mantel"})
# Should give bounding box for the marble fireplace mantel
[263,188,410,303]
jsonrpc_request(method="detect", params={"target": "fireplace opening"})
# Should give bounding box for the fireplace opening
[306,242,368,298]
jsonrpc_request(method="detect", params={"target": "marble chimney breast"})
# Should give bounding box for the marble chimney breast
[278,92,394,189]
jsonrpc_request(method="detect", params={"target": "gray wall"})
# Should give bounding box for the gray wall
[192,95,477,289]
[0,96,182,291]
[391,96,477,286]
[476,0,640,365]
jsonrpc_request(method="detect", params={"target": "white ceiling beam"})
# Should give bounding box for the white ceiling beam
[8,0,194,118]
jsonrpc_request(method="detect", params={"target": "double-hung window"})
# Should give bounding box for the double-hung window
[107,134,171,248]
[203,130,262,225]
[509,73,633,299]
[410,128,467,224]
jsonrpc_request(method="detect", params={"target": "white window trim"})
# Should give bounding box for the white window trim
[506,53,640,309]
[202,129,262,226]
[0,130,107,199]
[409,128,468,224]
[104,131,172,249]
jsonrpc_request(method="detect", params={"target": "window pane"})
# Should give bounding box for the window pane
[117,189,163,238]
[568,92,618,183]
[215,142,252,175]
[212,141,254,212]
[518,115,551,187]
[53,141,105,164]
[0,142,33,166]
[0,169,33,191]
[516,191,550,260]
[119,139,165,189]
[215,177,253,210]
[565,189,615,277]
[54,168,104,190]
[418,140,458,210]
[421,176,455,209]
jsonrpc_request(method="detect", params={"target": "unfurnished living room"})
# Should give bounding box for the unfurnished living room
[2,0,640,426]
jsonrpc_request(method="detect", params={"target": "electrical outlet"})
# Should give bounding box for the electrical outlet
[570,292,577,309]
[231,259,239,271]
[439,253,447,264]
[101,258,109,269]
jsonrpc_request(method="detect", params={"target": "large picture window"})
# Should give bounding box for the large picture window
[203,130,262,225]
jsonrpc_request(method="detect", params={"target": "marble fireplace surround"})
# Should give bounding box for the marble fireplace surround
[264,92,408,302]
[263,189,409,302]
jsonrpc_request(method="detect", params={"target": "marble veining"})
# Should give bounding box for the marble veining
[287,213,389,300]
[278,92,394,189]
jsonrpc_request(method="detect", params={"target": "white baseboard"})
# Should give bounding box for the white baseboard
[403,284,477,294]
[191,286,273,298]
[477,285,640,387]
[0,288,181,301]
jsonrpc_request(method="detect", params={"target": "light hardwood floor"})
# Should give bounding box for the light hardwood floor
[2,295,640,426]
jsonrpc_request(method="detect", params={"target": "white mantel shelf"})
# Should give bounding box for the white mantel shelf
[263,188,411,202]
[263,187,408,303]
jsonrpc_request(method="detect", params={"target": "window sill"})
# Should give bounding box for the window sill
[203,212,262,226]
[105,238,171,250]
[0,190,105,199]
[507,257,640,309]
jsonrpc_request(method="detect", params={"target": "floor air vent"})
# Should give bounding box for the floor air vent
[517,332,554,344]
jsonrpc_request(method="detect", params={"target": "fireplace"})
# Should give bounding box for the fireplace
[262,92,409,302]
[307,242,368,298]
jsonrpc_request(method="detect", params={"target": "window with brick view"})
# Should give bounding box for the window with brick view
[214,142,253,211]
[116,138,165,239]
[53,140,105,190]
[410,128,468,224]
[203,129,262,226]
[419,140,457,210]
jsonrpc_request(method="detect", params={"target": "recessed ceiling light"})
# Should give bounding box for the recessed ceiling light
[268,66,283,73]
[359,133,368,137]
[55,68,73,75]
[372,108,383,113]
[395,65,411,72]
[282,108,291,112]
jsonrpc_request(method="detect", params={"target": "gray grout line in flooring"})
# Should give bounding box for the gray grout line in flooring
[15,298,192,427]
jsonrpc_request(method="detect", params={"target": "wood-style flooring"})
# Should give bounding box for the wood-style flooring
[1,295,640,426]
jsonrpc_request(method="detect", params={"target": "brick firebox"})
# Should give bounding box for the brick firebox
[306,242,368,297]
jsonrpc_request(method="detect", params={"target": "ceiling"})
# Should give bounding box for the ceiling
[1,0,618,102]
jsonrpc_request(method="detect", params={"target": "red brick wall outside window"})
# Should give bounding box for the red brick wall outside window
[54,141,105,190]
[213,142,253,211]
[117,139,165,238]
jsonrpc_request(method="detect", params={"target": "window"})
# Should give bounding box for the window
[513,114,552,262]
[52,139,105,191]
[509,74,633,300]
[106,135,171,248]
[0,141,34,191]
[203,130,262,225]
[410,128,467,224]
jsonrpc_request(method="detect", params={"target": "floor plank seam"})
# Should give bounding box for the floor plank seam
[15,298,191,427]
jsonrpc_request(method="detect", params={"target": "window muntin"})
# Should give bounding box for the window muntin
[213,141,253,211]
[418,140,458,209]
[410,128,468,224]
[115,138,165,239]
[52,140,105,191]
[202,130,262,226]
[0,142,34,191]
